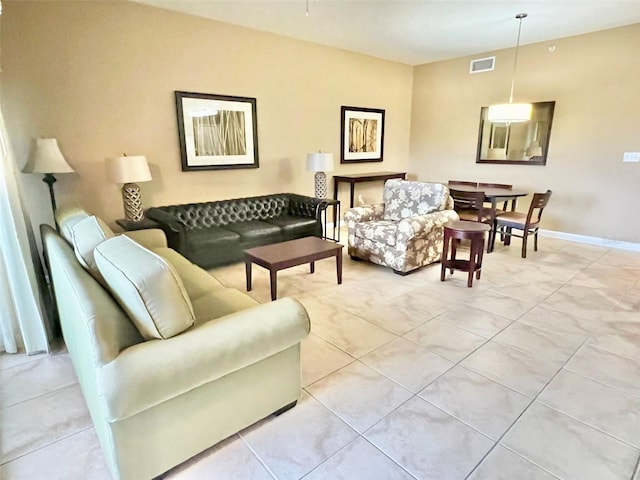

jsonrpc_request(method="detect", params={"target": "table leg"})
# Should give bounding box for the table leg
[270,269,278,301]
[468,240,477,288]
[440,232,450,282]
[245,259,252,291]
[333,180,339,225]
[310,261,315,274]
[477,234,486,280]
[336,250,343,284]
[349,182,355,208]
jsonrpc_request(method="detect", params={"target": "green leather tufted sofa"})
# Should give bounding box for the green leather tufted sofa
[147,193,324,269]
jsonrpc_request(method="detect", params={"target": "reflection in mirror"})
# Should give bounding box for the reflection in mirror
[476,101,555,165]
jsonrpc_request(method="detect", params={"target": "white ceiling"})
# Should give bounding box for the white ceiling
[134,0,640,65]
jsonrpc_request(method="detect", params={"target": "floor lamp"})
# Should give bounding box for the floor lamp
[23,138,75,222]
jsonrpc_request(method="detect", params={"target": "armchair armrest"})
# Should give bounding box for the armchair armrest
[98,297,310,422]
[344,204,385,225]
[122,229,167,249]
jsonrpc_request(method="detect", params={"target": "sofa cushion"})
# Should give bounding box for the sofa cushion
[383,180,448,221]
[56,205,90,243]
[224,220,282,243]
[70,215,114,284]
[265,215,318,239]
[95,235,195,340]
[190,288,260,326]
[186,227,240,252]
[354,220,398,247]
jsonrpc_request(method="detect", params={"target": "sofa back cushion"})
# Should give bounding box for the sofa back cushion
[95,235,195,340]
[383,180,449,221]
[70,216,114,285]
[56,204,90,243]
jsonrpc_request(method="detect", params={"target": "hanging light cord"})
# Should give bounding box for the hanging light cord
[508,13,527,103]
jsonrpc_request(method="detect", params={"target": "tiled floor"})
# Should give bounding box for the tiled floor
[2,234,640,480]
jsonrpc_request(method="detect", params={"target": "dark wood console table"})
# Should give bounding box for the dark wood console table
[333,171,407,208]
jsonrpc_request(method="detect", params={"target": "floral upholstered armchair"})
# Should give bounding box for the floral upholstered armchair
[344,180,458,275]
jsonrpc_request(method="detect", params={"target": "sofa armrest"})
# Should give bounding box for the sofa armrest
[344,204,385,225]
[98,297,310,422]
[397,209,459,241]
[146,208,188,252]
[286,193,324,220]
[122,229,168,249]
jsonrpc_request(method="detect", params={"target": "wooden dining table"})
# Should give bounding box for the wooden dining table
[448,185,529,252]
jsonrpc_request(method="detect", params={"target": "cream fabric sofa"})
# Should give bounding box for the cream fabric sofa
[42,206,310,480]
[344,180,459,275]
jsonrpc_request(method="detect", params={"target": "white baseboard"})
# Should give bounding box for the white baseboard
[540,229,640,252]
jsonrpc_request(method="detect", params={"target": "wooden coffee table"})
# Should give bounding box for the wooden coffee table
[244,237,343,301]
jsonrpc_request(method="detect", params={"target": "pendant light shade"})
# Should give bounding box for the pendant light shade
[489,13,532,124]
[487,102,532,123]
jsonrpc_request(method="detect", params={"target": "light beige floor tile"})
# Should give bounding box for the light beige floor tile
[0,427,110,480]
[468,445,560,480]
[358,293,447,335]
[419,365,530,440]
[461,342,560,398]
[465,290,536,321]
[564,344,640,398]
[1,384,92,462]
[164,434,272,479]
[539,369,640,448]
[0,351,47,371]
[543,285,624,322]
[365,396,494,480]
[240,392,358,480]
[519,304,612,337]
[0,354,78,408]
[568,266,640,290]
[301,333,354,387]
[311,309,397,358]
[403,319,486,362]
[492,322,587,364]
[432,305,513,338]
[487,280,562,304]
[306,361,412,433]
[586,331,640,362]
[501,402,639,480]
[304,437,414,480]
[360,337,454,393]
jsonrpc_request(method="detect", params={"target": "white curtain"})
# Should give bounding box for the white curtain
[0,108,49,355]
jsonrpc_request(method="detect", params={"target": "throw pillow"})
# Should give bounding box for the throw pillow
[94,235,195,340]
[70,215,114,284]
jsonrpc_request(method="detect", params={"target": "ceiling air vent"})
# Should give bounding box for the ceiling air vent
[469,56,495,74]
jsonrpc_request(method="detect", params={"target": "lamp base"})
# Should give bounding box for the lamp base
[122,182,144,222]
[314,171,328,199]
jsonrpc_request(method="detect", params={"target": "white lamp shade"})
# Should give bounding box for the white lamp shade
[107,155,152,184]
[306,152,334,172]
[23,138,74,174]
[487,103,532,123]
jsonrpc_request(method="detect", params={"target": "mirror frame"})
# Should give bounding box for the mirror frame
[476,101,555,166]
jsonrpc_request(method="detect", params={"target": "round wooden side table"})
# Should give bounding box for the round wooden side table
[440,220,491,288]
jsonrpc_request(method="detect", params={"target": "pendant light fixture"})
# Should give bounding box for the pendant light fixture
[487,13,532,123]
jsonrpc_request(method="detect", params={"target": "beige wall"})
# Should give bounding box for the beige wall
[409,23,640,244]
[2,0,413,231]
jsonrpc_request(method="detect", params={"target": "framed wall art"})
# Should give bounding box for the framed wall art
[175,91,259,171]
[340,106,385,163]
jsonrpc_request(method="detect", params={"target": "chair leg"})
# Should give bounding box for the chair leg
[522,231,528,258]
[504,227,512,245]
[534,230,539,252]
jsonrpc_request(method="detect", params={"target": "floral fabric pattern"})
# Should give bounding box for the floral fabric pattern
[383,179,449,222]
[344,182,458,273]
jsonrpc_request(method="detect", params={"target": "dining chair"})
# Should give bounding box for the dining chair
[478,182,514,214]
[492,190,552,258]
[449,188,494,252]
[448,180,478,187]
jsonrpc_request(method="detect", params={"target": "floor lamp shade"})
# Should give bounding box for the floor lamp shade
[107,155,152,222]
[306,152,334,199]
[23,138,75,216]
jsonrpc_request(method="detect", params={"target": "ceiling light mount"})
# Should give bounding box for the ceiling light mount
[487,12,532,123]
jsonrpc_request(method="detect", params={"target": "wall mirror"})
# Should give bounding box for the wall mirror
[476,101,555,165]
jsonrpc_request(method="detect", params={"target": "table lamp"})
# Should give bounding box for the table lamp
[107,155,152,222]
[23,138,75,215]
[306,152,334,199]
